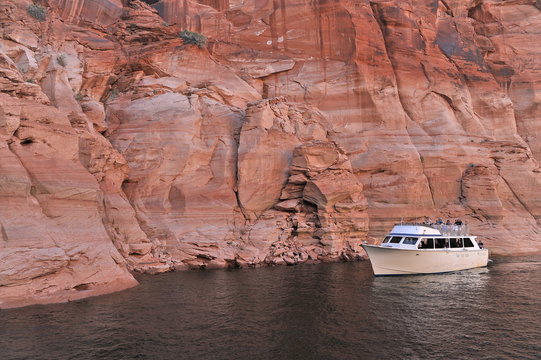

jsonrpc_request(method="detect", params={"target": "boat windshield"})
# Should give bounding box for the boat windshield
[464,238,474,247]
[402,237,418,245]
[382,236,391,243]
[389,236,402,243]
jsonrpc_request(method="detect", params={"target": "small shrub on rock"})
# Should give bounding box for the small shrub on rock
[56,54,66,67]
[27,4,47,21]
[178,30,207,48]
[108,88,120,100]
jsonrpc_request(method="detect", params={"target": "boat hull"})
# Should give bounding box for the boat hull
[361,244,489,275]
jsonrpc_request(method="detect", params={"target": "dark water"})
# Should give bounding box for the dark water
[1,257,540,360]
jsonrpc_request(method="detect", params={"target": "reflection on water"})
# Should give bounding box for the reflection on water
[0,257,540,360]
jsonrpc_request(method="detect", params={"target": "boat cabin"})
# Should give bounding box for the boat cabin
[380,224,483,250]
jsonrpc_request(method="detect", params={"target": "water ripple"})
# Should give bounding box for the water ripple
[1,257,540,360]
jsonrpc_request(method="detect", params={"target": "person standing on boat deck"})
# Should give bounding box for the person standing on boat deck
[443,219,451,235]
[437,218,443,225]
[453,219,461,235]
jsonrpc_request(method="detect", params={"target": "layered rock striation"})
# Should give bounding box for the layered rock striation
[1,0,541,307]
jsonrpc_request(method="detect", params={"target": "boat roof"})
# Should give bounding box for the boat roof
[389,224,473,237]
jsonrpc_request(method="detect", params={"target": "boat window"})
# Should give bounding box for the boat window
[403,237,418,245]
[450,238,463,248]
[389,236,402,243]
[383,236,391,243]
[435,238,447,248]
[464,238,474,248]
[418,238,434,249]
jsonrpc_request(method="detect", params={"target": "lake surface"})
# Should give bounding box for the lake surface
[1,257,540,359]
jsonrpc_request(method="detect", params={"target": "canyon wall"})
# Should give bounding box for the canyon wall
[1,0,540,307]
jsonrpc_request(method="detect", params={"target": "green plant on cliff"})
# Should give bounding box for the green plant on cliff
[178,30,207,48]
[56,54,67,67]
[108,88,120,100]
[27,3,47,21]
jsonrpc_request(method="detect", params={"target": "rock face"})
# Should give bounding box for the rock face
[1,0,541,307]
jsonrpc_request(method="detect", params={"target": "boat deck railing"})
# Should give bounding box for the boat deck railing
[430,224,469,236]
[398,222,470,236]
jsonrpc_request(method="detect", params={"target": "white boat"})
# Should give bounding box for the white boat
[361,223,489,275]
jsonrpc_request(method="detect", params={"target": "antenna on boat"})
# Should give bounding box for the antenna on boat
[400,217,403,225]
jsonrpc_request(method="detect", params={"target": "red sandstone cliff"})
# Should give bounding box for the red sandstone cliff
[1,0,540,308]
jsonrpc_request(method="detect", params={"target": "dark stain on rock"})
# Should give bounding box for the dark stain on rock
[490,65,515,78]
[436,20,485,67]
[168,185,186,213]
